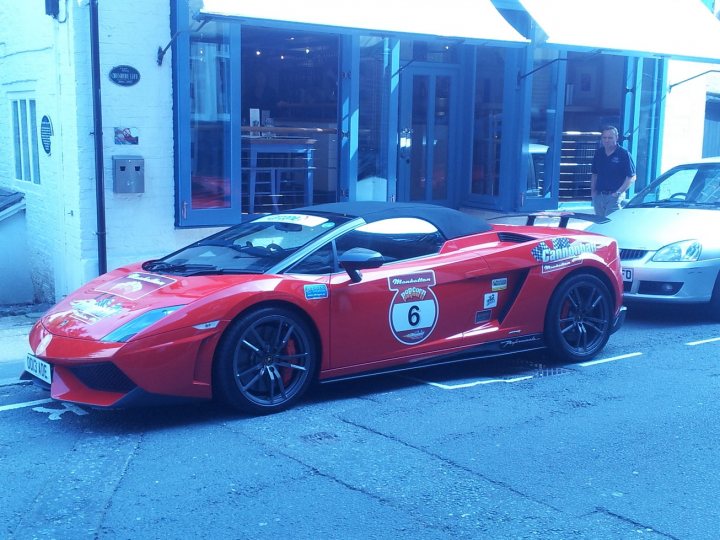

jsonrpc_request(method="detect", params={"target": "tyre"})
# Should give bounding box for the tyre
[213,307,318,414]
[544,273,613,363]
[707,272,720,321]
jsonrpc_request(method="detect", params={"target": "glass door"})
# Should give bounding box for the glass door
[398,66,459,205]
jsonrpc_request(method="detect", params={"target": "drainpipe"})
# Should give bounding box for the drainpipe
[89,0,108,275]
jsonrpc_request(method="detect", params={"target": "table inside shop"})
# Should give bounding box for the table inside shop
[242,135,317,213]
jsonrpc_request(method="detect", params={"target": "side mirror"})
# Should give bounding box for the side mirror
[338,247,384,283]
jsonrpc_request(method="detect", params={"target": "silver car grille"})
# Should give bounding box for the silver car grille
[619,249,648,261]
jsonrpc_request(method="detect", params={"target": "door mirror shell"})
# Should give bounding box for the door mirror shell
[338,248,384,283]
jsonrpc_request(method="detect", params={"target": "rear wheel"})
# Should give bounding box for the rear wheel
[544,273,612,363]
[213,307,317,414]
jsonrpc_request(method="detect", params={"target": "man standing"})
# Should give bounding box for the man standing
[590,126,636,217]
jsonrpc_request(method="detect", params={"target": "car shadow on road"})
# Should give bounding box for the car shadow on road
[63,353,553,433]
[625,302,719,326]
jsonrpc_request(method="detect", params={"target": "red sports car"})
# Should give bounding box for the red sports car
[24,202,625,414]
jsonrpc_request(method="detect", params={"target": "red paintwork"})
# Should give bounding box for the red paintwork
[27,224,623,408]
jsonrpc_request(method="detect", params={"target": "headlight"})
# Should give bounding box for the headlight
[101,305,184,343]
[651,240,702,262]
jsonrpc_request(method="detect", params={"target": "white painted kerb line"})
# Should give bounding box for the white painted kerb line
[686,336,720,346]
[0,398,53,413]
[579,352,643,367]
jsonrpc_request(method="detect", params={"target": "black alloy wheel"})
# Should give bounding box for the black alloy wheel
[214,307,317,413]
[544,273,612,363]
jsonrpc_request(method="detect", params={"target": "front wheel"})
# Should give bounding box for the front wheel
[707,272,720,321]
[213,307,318,414]
[544,273,613,363]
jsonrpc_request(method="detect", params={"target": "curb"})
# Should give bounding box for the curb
[0,303,52,319]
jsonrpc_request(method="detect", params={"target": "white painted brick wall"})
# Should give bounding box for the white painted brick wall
[0,0,215,303]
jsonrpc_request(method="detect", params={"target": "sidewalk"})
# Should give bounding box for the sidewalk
[0,305,49,385]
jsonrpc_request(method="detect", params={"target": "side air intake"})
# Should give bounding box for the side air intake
[497,232,536,243]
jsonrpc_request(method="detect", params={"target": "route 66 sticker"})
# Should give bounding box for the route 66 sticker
[388,271,439,345]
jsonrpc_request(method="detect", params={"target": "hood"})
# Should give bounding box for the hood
[40,265,262,341]
[587,207,720,250]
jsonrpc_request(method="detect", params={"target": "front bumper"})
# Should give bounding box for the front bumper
[621,258,719,304]
[26,321,221,408]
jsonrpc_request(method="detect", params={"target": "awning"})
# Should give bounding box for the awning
[519,0,720,63]
[199,0,528,46]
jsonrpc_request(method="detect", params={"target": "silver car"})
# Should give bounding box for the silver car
[587,157,720,317]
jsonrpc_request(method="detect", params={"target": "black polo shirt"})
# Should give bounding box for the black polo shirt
[591,145,636,192]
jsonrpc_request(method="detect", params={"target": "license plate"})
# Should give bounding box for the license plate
[621,268,633,282]
[25,354,52,385]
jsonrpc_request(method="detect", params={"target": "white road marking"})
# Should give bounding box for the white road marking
[0,398,53,413]
[686,336,720,346]
[406,375,534,390]
[33,403,88,420]
[579,352,643,367]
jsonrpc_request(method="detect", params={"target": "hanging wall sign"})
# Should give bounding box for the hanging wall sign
[109,65,140,87]
[40,115,53,155]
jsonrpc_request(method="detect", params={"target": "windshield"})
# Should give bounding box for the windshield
[628,163,720,208]
[143,213,351,275]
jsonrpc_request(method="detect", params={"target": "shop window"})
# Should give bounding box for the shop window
[182,17,342,224]
[241,27,340,212]
[527,48,558,200]
[11,97,40,184]
[561,53,625,201]
[358,36,391,200]
[189,21,231,211]
[471,48,506,196]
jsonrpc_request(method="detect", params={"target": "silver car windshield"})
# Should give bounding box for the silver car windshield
[628,164,720,208]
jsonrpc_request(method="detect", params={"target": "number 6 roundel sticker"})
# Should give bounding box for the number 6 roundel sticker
[388,271,439,345]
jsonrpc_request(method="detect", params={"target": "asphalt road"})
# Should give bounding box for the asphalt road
[1,303,719,540]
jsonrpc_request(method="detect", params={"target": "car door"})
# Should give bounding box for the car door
[326,217,488,372]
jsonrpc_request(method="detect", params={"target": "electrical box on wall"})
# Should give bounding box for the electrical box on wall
[112,156,144,193]
[45,0,59,18]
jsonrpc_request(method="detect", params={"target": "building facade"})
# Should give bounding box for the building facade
[1,0,720,304]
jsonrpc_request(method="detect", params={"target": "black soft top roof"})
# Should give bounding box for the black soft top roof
[298,202,492,240]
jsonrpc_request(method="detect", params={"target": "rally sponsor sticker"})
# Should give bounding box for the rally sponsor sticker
[255,213,328,227]
[484,292,498,309]
[492,278,507,291]
[69,295,125,324]
[531,238,597,273]
[304,284,328,300]
[388,271,438,345]
[542,259,582,274]
[97,272,176,300]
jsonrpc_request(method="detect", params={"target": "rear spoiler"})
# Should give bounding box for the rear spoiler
[489,211,610,228]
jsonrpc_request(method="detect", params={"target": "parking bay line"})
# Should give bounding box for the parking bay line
[404,375,534,390]
[578,352,643,367]
[0,398,53,413]
[686,336,720,346]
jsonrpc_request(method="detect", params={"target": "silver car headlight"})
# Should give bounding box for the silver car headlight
[651,240,702,262]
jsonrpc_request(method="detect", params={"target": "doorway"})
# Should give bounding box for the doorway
[397,65,459,205]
